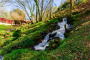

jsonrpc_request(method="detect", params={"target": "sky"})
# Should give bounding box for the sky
[0,0,66,19]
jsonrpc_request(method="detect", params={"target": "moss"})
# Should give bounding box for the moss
[46,39,61,51]
[33,33,42,41]
[13,29,22,39]
[72,11,79,15]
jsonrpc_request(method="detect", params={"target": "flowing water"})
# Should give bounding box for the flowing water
[0,47,4,60]
[0,55,3,60]
[34,17,73,51]
[0,17,73,60]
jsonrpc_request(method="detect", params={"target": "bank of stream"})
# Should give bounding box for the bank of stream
[0,17,74,60]
[34,17,73,51]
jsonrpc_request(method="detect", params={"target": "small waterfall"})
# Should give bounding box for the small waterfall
[34,17,74,51]
[34,17,73,51]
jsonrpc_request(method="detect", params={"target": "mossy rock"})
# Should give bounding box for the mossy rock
[46,38,61,50]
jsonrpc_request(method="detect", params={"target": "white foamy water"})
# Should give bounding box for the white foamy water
[0,56,4,60]
[34,17,73,51]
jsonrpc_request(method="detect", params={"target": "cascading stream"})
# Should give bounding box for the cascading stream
[34,17,73,51]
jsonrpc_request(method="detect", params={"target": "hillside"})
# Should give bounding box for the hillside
[0,0,90,60]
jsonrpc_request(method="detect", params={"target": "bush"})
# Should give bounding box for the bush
[72,11,79,15]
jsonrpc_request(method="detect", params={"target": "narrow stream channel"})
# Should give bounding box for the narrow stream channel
[0,17,73,60]
[34,17,73,51]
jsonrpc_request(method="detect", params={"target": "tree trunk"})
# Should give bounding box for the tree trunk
[36,3,38,22]
[60,0,62,13]
[70,0,72,17]
[41,0,44,21]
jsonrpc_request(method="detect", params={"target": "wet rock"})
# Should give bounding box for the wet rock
[53,22,60,30]
[40,32,48,39]
[55,26,60,30]
[49,33,56,37]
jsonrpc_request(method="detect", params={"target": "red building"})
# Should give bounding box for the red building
[0,18,14,25]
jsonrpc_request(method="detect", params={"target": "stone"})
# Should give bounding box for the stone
[40,32,48,39]
[49,33,56,37]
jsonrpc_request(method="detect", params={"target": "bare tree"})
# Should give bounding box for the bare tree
[50,0,53,19]
[40,0,44,21]
[60,0,62,13]
[34,0,53,21]
[0,0,35,24]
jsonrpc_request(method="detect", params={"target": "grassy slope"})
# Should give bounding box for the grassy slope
[0,25,13,47]
[0,0,90,60]
[0,20,59,55]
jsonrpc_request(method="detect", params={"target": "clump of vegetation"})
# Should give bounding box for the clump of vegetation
[33,33,42,41]
[84,9,90,15]
[46,38,61,51]
[62,2,70,9]
[13,29,22,39]
[4,40,11,45]
[67,17,75,24]
[72,11,79,15]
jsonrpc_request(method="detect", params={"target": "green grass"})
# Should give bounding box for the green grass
[3,18,90,60]
[0,1,90,60]
[0,25,13,47]
[2,14,90,60]
[0,25,12,33]
[0,19,59,55]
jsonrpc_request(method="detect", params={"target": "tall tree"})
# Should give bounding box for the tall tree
[70,0,72,17]
[60,0,62,13]
[50,0,53,19]
[36,0,38,22]
[41,0,44,21]
[34,0,40,21]
[34,0,53,21]
[26,0,35,21]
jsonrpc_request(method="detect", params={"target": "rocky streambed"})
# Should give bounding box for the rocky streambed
[34,17,73,51]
